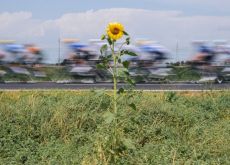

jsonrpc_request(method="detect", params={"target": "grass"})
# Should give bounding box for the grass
[39,66,72,81]
[0,90,229,164]
[167,66,201,81]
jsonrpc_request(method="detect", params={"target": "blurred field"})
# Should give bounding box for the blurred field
[0,91,229,164]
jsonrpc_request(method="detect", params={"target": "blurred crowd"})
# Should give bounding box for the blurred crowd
[1,39,230,83]
[61,39,230,82]
[0,41,45,78]
[0,42,43,65]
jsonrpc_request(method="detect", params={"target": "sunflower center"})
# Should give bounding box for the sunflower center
[111,28,120,35]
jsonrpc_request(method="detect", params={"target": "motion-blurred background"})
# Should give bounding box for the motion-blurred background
[1,0,230,83]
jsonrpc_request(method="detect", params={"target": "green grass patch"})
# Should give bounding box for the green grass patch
[167,66,201,81]
[39,66,72,81]
[1,66,71,82]
[0,91,229,164]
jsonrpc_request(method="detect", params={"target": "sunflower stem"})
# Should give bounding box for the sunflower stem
[111,41,119,154]
[112,41,117,115]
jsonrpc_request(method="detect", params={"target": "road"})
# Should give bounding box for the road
[0,82,230,90]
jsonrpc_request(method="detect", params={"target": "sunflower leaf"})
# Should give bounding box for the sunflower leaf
[100,44,108,55]
[100,54,112,60]
[96,63,107,69]
[126,78,135,86]
[120,50,125,55]
[101,34,106,40]
[106,54,112,59]
[123,70,130,76]
[123,50,138,56]
[126,37,130,45]
[118,58,121,63]
[123,31,129,36]
[122,61,130,69]
[107,38,113,45]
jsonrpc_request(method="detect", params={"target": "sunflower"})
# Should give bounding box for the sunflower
[107,22,124,40]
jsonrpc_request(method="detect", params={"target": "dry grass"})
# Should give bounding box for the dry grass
[0,90,229,164]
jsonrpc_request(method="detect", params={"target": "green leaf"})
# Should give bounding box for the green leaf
[103,111,115,124]
[129,103,137,110]
[122,61,130,69]
[99,55,104,59]
[123,50,138,56]
[103,57,111,64]
[126,78,135,86]
[101,34,106,40]
[100,44,108,55]
[100,55,112,64]
[126,37,130,45]
[123,31,129,36]
[123,70,130,76]
[106,54,112,59]
[96,63,106,69]
[122,138,135,149]
[120,50,125,55]
[115,56,119,61]
[118,59,121,63]
[107,38,112,45]
[117,88,124,94]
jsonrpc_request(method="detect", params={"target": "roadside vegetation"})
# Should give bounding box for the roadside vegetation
[0,66,70,82]
[167,66,201,81]
[0,90,229,164]
[0,65,201,82]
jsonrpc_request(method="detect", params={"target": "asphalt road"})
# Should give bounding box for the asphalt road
[0,82,230,90]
